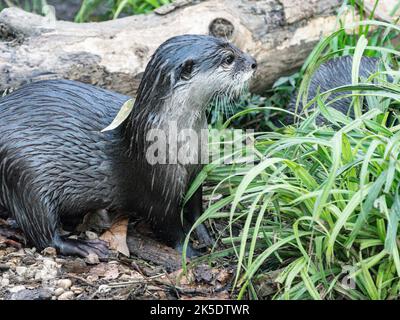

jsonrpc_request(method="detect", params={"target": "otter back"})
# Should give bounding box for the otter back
[0,80,129,256]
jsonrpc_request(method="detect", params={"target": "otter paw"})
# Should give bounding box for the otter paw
[175,242,202,258]
[195,224,214,247]
[55,237,109,261]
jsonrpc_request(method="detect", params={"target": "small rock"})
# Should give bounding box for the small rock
[98,284,110,293]
[61,259,88,274]
[85,253,100,265]
[57,279,72,290]
[21,256,37,265]
[55,258,67,264]
[24,248,36,255]
[1,277,10,287]
[24,268,36,279]
[86,275,98,283]
[72,286,83,295]
[85,231,98,240]
[8,285,26,293]
[42,247,57,256]
[5,247,17,254]
[58,291,74,300]
[10,288,52,300]
[0,263,10,271]
[34,258,59,281]
[15,266,27,276]
[54,287,65,297]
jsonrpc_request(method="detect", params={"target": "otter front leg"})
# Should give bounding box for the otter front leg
[184,186,213,246]
[0,205,9,219]
[152,207,200,257]
[11,194,108,259]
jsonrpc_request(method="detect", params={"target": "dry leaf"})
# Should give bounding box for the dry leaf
[100,216,130,257]
[77,209,114,233]
[215,268,232,285]
[101,99,135,132]
[180,291,230,300]
[90,263,120,280]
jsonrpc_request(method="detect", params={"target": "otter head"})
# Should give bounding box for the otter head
[135,34,257,114]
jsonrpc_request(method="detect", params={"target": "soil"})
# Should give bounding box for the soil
[0,217,234,300]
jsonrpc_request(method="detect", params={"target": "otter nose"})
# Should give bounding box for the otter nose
[250,58,257,70]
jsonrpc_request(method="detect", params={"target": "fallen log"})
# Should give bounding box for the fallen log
[0,0,342,95]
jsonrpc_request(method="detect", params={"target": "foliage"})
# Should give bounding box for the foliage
[0,0,47,14]
[0,0,170,21]
[74,0,171,22]
[186,2,400,300]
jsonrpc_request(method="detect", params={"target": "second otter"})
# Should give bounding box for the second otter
[287,56,380,124]
[0,35,257,258]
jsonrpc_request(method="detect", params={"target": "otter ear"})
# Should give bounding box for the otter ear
[180,59,194,80]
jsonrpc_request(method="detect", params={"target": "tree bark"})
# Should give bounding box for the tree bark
[0,0,341,96]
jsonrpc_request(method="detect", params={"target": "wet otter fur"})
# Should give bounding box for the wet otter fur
[287,56,380,124]
[0,35,257,258]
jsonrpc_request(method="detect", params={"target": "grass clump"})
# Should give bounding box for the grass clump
[0,0,48,14]
[0,0,171,22]
[187,6,400,300]
[74,0,171,22]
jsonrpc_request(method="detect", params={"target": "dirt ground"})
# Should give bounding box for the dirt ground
[0,216,235,300]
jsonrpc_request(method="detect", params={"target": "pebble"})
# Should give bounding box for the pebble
[85,231,98,240]
[21,256,36,265]
[1,277,10,287]
[57,279,72,290]
[58,291,74,300]
[86,275,98,283]
[55,258,67,264]
[41,247,57,257]
[71,286,83,295]
[85,253,100,265]
[61,259,88,274]
[15,266,27,276]
[10,288,52,300]
[54,287,65,297]
[73,288,83,295]
[34,258,59,281]
[5,247,17,254]
[24,248,36,254]
[8,285,26,293]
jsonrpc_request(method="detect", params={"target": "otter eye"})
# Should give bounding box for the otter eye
[224,54,235,65]
[180,59,194,80]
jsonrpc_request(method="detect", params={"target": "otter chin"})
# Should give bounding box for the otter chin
[0,34,257,258]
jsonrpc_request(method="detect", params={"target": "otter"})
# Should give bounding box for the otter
[0,34,257,258]
[287,56,380,124]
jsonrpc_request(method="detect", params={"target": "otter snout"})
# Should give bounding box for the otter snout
[244,53,257,72]
[237,53,257,83]
[250,57,258,71]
